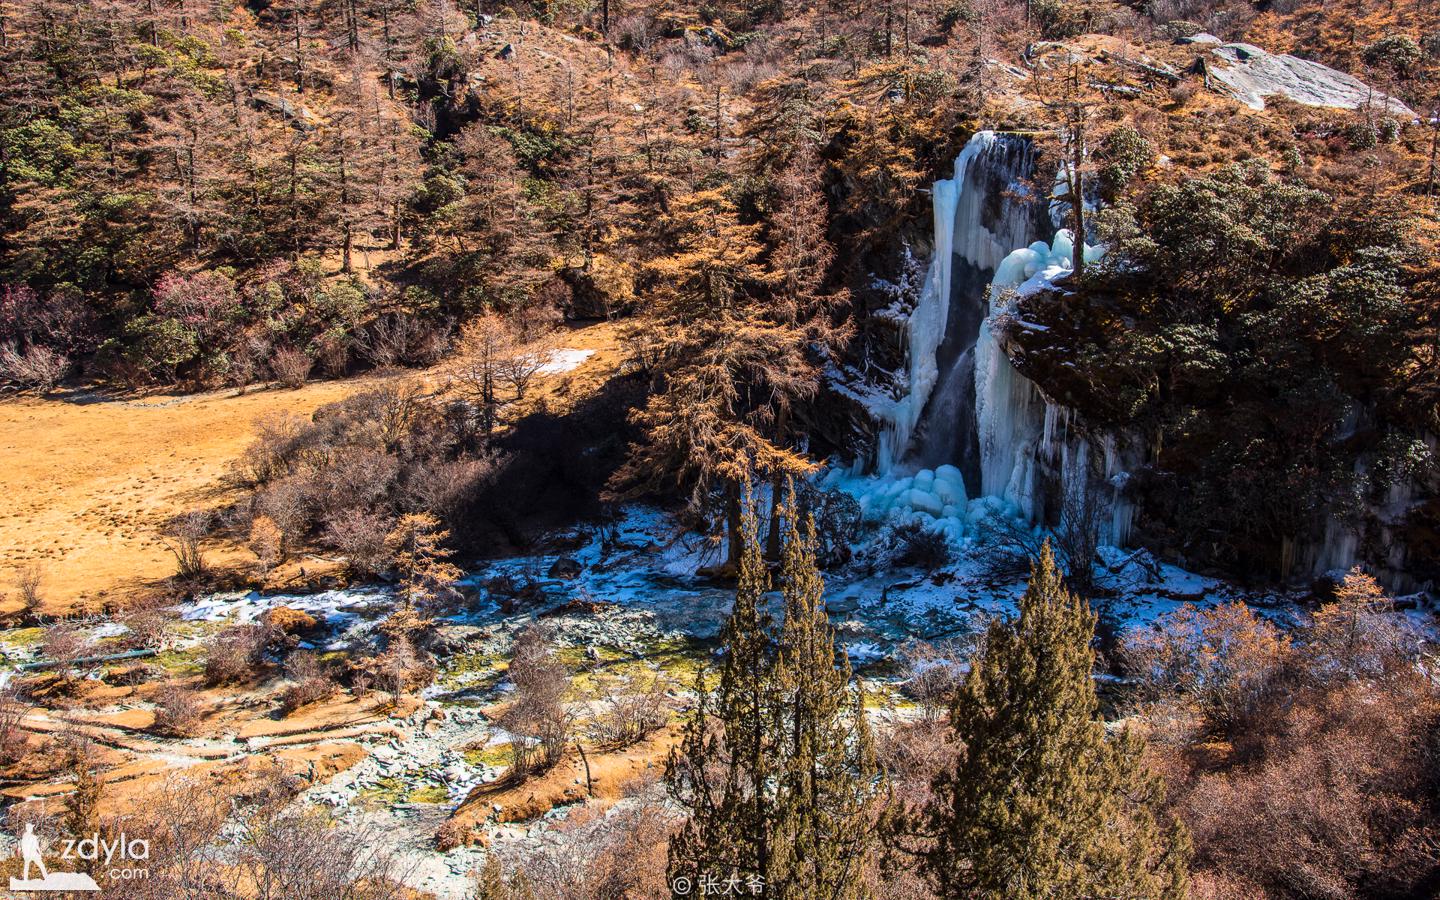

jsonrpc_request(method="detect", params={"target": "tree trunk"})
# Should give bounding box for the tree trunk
[340,148,352,273]
[1428,107,1439,195]
[1070,120,1085,278]
[766,468,786,562]
[726,480,744,572]
[766,408,791,562]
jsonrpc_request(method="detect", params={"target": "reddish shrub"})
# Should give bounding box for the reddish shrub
[152,683,203,736]
[1169,674,1440,899]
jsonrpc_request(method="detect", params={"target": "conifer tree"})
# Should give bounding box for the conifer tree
[668,486,882,898]
[667,490,777,890]
[922,541,1189,900]
[384,513,462,610]
[761,149,852,558]
[769,482,880,900]
[613,187,808,570]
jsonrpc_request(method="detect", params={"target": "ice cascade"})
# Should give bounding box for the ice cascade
[831,132,1123,544]
[875,134,979,475]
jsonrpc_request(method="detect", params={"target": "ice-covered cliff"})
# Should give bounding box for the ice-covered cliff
[840,131,1129,547]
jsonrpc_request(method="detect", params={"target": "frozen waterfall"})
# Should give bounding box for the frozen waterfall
[833,130,1409,582]
[875,131,1046,477]
[875,135,977,475]
[974,230,1104,520]
[834,131,1128,547]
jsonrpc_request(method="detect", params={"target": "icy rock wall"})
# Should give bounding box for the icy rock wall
[974,231,1105,518]
[876,131,1044,476]
[843,131,1131,547]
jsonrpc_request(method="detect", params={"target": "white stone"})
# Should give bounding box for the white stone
[1206,43,1415,116]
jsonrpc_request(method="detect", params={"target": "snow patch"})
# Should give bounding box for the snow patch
[539,348,595,374]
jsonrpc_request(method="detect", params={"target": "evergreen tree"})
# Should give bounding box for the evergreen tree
[667,490,777,890]
[769,482,880,900]
[922,541,1189,900]
[668,486,882,898]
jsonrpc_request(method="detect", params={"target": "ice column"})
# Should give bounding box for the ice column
[875,132,998,473]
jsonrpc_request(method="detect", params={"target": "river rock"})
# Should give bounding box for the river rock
[547,557,583,579]
[420,624,483,656]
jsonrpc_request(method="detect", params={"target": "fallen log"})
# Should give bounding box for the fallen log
[16,648,157,672]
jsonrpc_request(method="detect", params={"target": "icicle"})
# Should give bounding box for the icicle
[875,151,965,473]
[975,230,1102,522]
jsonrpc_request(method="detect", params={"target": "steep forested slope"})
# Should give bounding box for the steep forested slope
[2,0,1437,584]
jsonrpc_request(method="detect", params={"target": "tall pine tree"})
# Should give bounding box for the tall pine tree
[921,541,1189,899]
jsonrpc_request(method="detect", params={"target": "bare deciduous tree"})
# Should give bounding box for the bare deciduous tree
[42,622,88,678]
[1056,472,1106,593]
[449,313,558,440]
[15,564,43,620]
[270,346,313,389]
[899,639,970,722]
[591,670,671,748]
[163,510,213,583]
[322,508,395,576]
[236,806,410,900]
[503,623,574,776]
[0,685,32,765]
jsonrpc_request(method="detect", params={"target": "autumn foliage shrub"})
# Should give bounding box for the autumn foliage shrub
[1167,673,1440,900]
[204,623,274,686]
[1123,601,1291,738]
[1134,570,1440,899]
[151,683,203,736]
